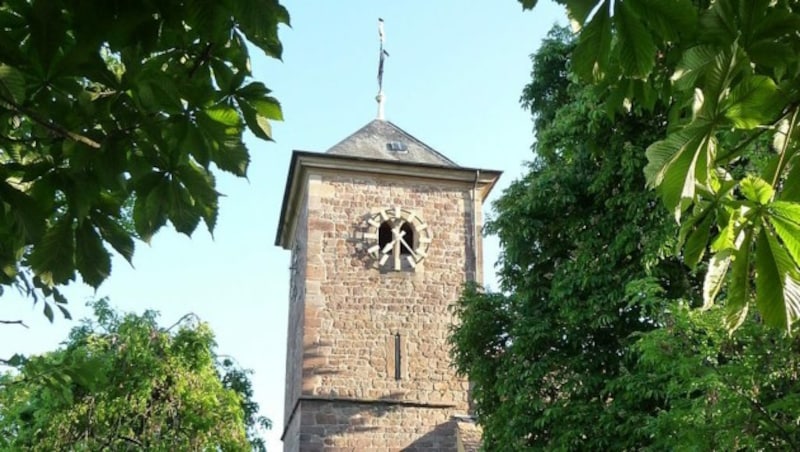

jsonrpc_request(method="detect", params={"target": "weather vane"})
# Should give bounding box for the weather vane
[376,18,389,120]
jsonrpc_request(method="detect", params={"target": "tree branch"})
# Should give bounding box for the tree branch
[164,312,200,332]
[0,319,28,328]
[0,94,102,149]
[118,435,143,447]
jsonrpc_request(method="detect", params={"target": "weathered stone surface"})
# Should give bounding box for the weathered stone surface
[456,419,482,452]
[292,400,460,451]
[279,147,498,451]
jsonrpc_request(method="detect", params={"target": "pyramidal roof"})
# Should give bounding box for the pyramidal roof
[325,119,458,167]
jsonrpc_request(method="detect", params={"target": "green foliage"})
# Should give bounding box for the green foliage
[451,27,683,449]
[625,305,800,450]
[0,299,270,450]
[450,26,800,450]
[0,0,288,317]
[520,0,800,332]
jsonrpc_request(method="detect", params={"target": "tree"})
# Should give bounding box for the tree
[450,25,800,450]
[0,299,270,450]
[517,0,800,332]
[0,0,288,318]
[450,27,683,449]
[626,306,800,450]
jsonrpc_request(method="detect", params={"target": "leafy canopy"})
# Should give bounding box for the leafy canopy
[0,0,288,318]
[520,0,800,332]
[451,27,679,449]
[450,25,800,450]
[0,299,271,450]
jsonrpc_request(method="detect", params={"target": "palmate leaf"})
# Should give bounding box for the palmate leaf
[210,58,236,95]
[0,0,287,318]
[755,225,800,330]
[93,213,135,264]
[195,111,249,177]
[703,202,742,310]
[751,3,800,42]
[240,100,273,141]
[186,0,230,44]
[627,0,696,42]
[181,121,211,169]
[213,137,250,177]
[28,217,75,287]
[0,63,25,104]
[236,81,272,99]
[250,97,283,120]
[683,210,713,269]
[698,0,739,45]
[233,0,289,59]
[780,158,800,202]
[204,105,242,127]
[678,194,722,269]
[768,201,800,267]
[236,82,282,140]
[740,176,774,206]
[721,75,781,129]
[166,178,201,236]
[562,0,598,29]
[725,228,752,331]
[75,222,111,288]
[671,45,719,90]
[133,177,169,243]
[785,276,800,332]
[711,210,736,252]
[614,0,656,78]
[175,162,219,233]
[0,181,45,242]
[748,41,794,72]
[645,122,716,221]
[746,6,800,68]
[703,249,731,309]
[43,302,54,323]
[572,1,612,81]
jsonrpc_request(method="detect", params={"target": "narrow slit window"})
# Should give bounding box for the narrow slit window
[394,332,401,380]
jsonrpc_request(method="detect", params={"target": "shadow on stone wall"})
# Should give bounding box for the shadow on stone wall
[401,420,457,451]
[302,340,340,378]
[299,397,402,445]
[349,213,379,270]
[298,397,462,451]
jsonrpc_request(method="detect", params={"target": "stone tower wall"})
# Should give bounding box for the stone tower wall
[293,400,460,451]
[282,190,309,446]
[282,169,484,450]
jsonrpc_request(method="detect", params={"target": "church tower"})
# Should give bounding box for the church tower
[275,119,500,451]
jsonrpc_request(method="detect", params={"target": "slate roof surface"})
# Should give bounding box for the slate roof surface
[325,119,458,167]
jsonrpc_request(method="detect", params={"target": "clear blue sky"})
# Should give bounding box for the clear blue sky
[0,1,565,449]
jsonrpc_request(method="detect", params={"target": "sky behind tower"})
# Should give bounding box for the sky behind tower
[0,1,565,449]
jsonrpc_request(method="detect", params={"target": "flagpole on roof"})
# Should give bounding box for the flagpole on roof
[376,18,388,120]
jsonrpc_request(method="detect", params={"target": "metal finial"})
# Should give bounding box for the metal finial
[376,18,389,120]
